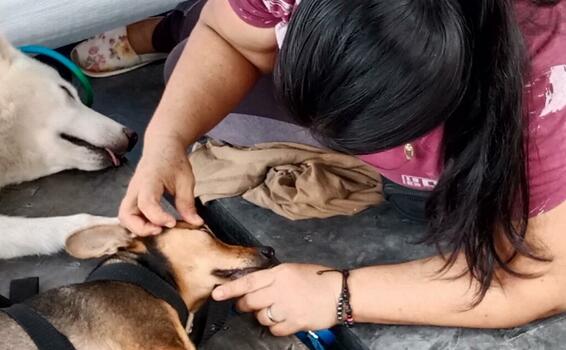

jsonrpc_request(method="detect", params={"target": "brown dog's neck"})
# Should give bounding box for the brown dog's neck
[106,236,212,312]
[102,237,179,290]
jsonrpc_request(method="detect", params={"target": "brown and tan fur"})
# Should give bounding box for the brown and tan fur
[0,223,274,350]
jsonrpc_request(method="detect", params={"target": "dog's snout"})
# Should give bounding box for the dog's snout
[259,246,275,259]
[123,128,138,152]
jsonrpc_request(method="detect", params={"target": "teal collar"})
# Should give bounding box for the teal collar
[19,45,94,107]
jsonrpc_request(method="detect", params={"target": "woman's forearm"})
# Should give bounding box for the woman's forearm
[350,253,563,328]
[145,18,265,150]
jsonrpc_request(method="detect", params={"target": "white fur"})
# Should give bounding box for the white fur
[0,215,120,259]
[0,36,132,259]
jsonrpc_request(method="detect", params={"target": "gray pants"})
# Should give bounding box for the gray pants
[155,0,320,147]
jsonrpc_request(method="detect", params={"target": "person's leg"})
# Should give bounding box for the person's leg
[71,1,203,75]
[152,0,206,53]
[112,0,205,56]
[206,113,320,147]
[126,18,164,55]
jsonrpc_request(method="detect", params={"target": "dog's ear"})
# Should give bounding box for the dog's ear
[65,225,133,259]
[0,35,14,64]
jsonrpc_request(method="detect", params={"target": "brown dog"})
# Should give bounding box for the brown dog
[0,222,275,350]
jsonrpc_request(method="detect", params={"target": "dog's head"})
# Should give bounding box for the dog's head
[0,36,137,186]
[65,222,276,310]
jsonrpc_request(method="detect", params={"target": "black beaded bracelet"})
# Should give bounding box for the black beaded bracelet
[317,269,354,327]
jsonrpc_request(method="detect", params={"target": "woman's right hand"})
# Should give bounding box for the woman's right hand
[119,137,203,236]
[118,0,276,236]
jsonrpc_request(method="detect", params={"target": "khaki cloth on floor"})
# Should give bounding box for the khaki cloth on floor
[190,141,383,220]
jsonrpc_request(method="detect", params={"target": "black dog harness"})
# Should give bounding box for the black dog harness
[1,303,75,350]
[1,262,189,350]
[87,262,189,325]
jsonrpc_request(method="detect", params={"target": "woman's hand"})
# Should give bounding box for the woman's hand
[118,0,276,236]
[119,136,203,236]
[212,263,342,336]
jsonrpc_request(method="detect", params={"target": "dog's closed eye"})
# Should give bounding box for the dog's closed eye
[60,85,76,100]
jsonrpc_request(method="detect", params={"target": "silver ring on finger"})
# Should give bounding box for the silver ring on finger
[266,305,285,324]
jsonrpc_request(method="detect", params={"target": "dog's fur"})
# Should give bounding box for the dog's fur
[0,223,274,350]
[0,36,137,259]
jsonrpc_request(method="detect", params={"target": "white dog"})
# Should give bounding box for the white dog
[0,36,137,259]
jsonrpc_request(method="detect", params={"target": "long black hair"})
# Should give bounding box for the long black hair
[275,0,560,301]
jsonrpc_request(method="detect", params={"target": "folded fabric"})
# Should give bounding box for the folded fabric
[191,141,383,220]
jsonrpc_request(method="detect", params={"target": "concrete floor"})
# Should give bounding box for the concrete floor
[2,61,566,349]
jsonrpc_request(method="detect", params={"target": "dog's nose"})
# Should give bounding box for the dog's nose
[259,246,275,259]
[123,128,138,152]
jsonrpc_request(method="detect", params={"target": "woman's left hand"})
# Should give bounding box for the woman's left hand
[212,263,342,336]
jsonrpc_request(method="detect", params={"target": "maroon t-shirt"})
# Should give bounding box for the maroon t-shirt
[229,0,566,217]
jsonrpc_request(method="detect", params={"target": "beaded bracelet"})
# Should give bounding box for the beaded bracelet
[317,269,354,327]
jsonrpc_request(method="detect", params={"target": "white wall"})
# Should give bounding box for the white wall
[0,0,181,48]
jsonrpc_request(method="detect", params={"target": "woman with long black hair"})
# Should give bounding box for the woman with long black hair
[76,0,566,334]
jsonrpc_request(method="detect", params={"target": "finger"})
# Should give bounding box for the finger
[269,323,294,337]
[119,193,162,236]
[174,173,204,226]
[120,212,162,237]
[236,289,274,312]
[137,183,176,228]
[212,270,275,301]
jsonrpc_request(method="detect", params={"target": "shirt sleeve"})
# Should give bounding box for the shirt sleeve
[228,0,295,28]
[527,65,566,216]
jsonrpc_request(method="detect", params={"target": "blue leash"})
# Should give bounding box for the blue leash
[296,330,336,350]
[19,45,94,107]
